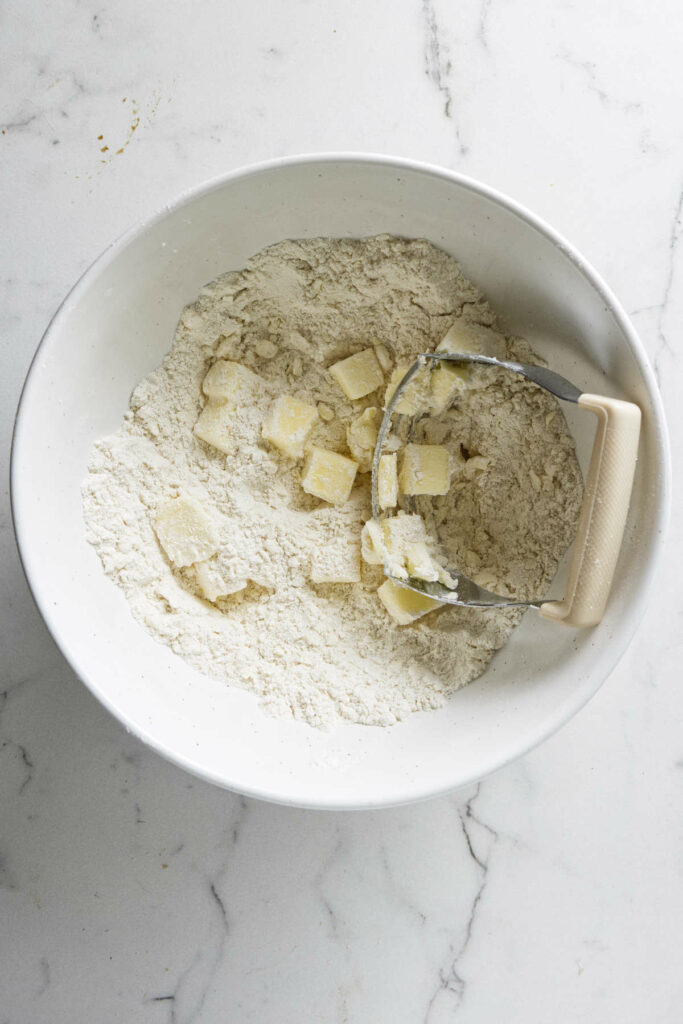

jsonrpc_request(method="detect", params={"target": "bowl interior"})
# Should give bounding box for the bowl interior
[12,158,668,808]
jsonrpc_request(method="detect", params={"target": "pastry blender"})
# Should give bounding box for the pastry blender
[371,352,641,627]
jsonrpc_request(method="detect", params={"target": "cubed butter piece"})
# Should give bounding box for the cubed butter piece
[405,541,440,583]
[360,512,455,587]
[377,453,398,509]
[399,444,450,496]
[202,360,261,401]
[361,513,428,579]
[384,362,431,416]
[437,320,506,360]
[430,363,468,414]
[377,578,442,625]
[404,540,457,589]
[433,321,505,393]
[310,538,361,583]
[195,559,247,602]
[346,407,381,472]
[301,446,358,505]
[360,518,386,565]
[382,512,428,574]
[374,343,393,373]
[329,348,384,400]
[154,494,219,567]
[194,400,234,454]
[262,395,319,459]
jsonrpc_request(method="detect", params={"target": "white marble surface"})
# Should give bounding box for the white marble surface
[1,1,681,1020]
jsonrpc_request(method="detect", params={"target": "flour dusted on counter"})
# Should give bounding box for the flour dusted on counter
[82,236,582,729]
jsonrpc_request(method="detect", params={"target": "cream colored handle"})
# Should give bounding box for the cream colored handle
[539,394,641,628]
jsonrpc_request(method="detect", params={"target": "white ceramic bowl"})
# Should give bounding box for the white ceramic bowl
[11,155,670,809]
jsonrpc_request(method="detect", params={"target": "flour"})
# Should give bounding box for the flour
[82,236,582,729]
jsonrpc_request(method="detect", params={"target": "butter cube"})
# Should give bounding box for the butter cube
[194,400,234,454]
[405,541,440,582]
[381,514,455,588]
[301,446,358,505]
[434,322,505,393]
[195,361,263,452]
[360,519,386,565]
[399,444,450,496]
[382,513,428,573]
[377,578,442,625]
[377,453,398,509]
[154,494,219,567]
[195,559,247,602]
[437,320,506,360]
[430,363,468,414]
[346,407,381,472]
[360,512,453,587]
[202,360,261,401]
[374,343,393,373]
[310,538,361,583]
[262,395,318,459]
[385,516,428,565]
[405,540,456,589]
[329,348,384,400]
[384,362,431,416]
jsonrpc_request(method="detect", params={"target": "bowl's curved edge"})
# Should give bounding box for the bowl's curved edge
[10,153,673,809]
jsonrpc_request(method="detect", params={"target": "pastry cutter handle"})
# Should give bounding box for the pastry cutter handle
[539,394,641,628]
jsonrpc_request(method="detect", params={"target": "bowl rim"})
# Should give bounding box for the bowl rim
[10,152,672,808]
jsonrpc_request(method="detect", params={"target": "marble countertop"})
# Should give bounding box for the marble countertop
[1,1,681,1020]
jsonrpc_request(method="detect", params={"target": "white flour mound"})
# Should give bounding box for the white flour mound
[82,236,582,729]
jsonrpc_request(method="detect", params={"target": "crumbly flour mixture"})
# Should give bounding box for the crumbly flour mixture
[83,236,582,728]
